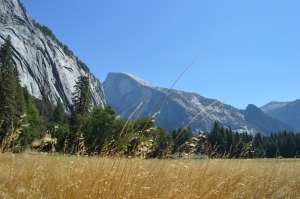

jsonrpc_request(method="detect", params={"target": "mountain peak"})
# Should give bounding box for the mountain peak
[260,100,290,113]
[245,104,294,134]
[103,73,261,133]
[119,72,151,87]
[271,100,279,103]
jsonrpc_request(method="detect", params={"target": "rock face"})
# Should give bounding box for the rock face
[0,0,105,109]
[103,72,261,134]
[261,100,300,132]
[245,104,294,134]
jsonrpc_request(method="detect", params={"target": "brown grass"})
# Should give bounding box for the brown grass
[1,154,300,198]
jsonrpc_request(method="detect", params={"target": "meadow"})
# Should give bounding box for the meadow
[1,153,299,199]
[1,47,299,199]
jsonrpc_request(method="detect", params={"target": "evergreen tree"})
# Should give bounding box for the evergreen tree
[208,122,226,154]
[38,78,53,121]
[233,131,242,157]
[0,35,23,140]
[51,99,66,124]
[84,106,117,152]
[68,75,92,153]
[286,132,296,157]
[172,127,193,153]
[266,142,277,158]
[71,76,91,116]
[70,75,91,134]
[22,87,45,145]
[254,132,263,148]
[225,127,234,153]
[152,127,171,158]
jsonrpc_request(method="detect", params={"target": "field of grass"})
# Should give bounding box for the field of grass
[1,153,300,198]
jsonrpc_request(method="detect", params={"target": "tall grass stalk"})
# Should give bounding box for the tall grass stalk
[0,114,28,153]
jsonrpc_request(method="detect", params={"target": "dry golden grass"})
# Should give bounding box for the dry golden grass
[0,154,300,199]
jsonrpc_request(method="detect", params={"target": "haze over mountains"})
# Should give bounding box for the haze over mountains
[1,0,299,135]
[260,100,300,132]
[103,72,297,135]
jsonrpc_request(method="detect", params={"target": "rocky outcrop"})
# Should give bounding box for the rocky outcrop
[261,100,300,132]
[0,0,105,109]
[103,72,261,133]
[245,104,294,134]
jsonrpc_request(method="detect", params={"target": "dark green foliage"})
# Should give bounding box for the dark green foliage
[36,78,54,123]
[225,127,234,152]
[33,21,74,57]
[84,106,117,153]
[208,122,226,154]
[70,75,91,135]
[133,117,155,134]
[71,76,91,116]
[22,88,46,145]
[0,36,24,141]
[45,121,69,152]
[171,127,193,153]
[45,99,70,152]
[152,127,172,157]
[0,36,47,148]
[51,99,66,124]
[265,142,278,158]
[17,0,27,13]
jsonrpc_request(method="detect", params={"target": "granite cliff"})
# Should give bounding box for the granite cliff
[103,72,261,134]
[0,0,105,109]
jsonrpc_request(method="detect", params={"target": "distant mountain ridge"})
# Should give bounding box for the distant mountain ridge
[3,0,298,134]
[103,72,264,134]
[260,101,290,113]
[103,72,299,134]
[0,0,106,109]
[261,100,300,132]
[245,104,294,133]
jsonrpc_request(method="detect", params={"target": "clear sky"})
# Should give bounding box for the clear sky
[20,0,300,110]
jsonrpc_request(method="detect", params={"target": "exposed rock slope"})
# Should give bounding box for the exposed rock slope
[245,104,294,134]
[0,0,105,109]
[103,72,261,133]
[261,100,300,132]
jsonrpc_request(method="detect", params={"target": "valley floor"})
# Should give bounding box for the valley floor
[0,153,299,198]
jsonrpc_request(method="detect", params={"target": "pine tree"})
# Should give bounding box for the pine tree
[70,75,91,133]
[52,99,66,124]
[208,122,225,154]
[84,106,117,152]
[68,75,92,153]
[22,87,45,145]
[0,35,22,140]
[225,127,234,153]
[71,76,91,116]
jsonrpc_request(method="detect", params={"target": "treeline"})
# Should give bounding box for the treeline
[198,122,300,158]
[32,20,74,57]
[1,35,300,158]
[17,0,75,58]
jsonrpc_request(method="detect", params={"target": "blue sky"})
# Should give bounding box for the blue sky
[20,0,300,109]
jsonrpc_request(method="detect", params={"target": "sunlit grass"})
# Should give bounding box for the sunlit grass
[1,154,299,198]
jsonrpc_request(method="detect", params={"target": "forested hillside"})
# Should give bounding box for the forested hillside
[1,36,299,158]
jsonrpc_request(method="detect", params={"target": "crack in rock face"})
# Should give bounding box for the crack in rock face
[0,0,106,110]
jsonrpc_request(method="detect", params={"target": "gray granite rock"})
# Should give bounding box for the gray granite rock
[261,100,300,132]
[103,72,261,134]
[245,104,294,134]
[0,0,105,110]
